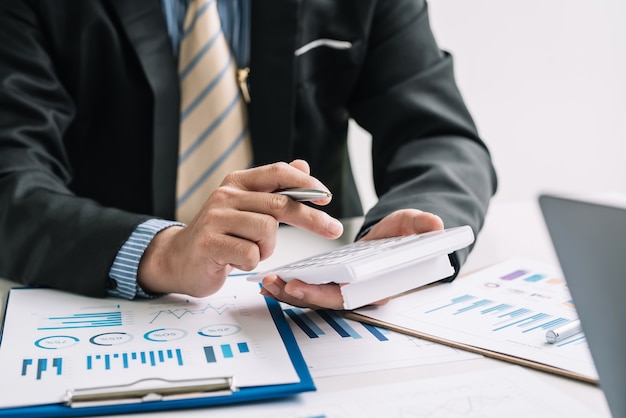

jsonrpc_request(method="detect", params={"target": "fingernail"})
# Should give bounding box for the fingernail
[287,288,304,300]
[326,218,344,236]
[263,282,280,296]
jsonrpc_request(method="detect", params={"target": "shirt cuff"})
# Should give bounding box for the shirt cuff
[108,219,184,299]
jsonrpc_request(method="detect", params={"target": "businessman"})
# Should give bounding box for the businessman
[0,0,497,310]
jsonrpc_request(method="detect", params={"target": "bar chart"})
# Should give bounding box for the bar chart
[417,262,585,347]
[203,342,252,364]
[38,311,127,330]
[85,348,185,372]
[285,307,389,341]
[354,257,598,380]
[282,306,478,377]
[21,357,63,380]
[0,280,305,410]
[421,292,585,348]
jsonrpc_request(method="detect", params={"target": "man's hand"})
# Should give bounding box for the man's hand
[137,160,343,297]
[260,208,444,310]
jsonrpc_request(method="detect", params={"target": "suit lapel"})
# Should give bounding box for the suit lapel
[108,0,179,218]
[249,0,300,165]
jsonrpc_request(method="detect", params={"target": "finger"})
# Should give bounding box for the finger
[194,208,279,262]
[209,186,343,239]
[289,159,310,175]
[223,161,329,196]
[263,276,345,310]
[285,280,345,310]
[262,194,343,238]
[409,211,444,232]
[363,209,444,240]
[196,233,263,273]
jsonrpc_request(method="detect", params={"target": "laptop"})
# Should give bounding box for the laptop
[539,194,625,418]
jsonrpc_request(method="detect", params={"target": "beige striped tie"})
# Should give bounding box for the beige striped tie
[176,0,253,224]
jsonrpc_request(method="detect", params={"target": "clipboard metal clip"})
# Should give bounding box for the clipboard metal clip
[64,376,236,408]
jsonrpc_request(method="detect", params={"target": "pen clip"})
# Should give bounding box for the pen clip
[65,376,236,408]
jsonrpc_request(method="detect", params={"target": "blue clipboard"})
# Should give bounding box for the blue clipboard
[0,292,315,417]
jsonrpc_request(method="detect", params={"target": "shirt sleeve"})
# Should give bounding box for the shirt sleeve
[108,218,185,299]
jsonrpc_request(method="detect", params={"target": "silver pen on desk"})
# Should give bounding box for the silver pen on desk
[545,319,583,344]
[274,188,332,202]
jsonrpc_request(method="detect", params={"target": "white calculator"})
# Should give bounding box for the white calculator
[247,225,474,285]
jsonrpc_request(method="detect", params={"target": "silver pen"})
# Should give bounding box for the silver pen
[274,188,332,202]
[545,319,583,344]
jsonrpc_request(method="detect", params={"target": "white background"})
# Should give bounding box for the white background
[349,0,626,211]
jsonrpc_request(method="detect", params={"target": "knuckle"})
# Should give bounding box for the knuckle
[271,161,290,173]
[266,193,290,212]
[222,170,244,186]
[267,161,291,179]
[198,206,228,227]
[213,185,238,200]
[207,186,239,207]
[258,215,279,235]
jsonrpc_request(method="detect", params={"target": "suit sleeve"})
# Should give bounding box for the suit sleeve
[349,0,498,265]
[0,2,151,297]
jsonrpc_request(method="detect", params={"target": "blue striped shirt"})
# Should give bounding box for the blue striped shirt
[108,219,182,299]
[108,0,248,299]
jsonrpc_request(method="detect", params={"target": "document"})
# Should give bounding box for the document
[140,365,600,418]
[0,276,313,415]
[348,257,598,382]
[281,303,480,377]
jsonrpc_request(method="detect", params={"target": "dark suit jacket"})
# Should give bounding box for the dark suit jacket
[0,0,497,297]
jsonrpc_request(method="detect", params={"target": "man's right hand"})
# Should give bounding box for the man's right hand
[136,159,343,298]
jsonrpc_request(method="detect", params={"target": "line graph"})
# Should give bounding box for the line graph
[148,298,238,324]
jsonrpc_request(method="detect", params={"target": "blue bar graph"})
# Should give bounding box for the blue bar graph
[284,308,325,338]
[481,303,512,314]
[425,295,475,314]
[286,307,392,343]
[204,346,216,363]
[221,344,233,358]
[52,358,63,376]
[492,313,549,331]
[498,308,531,319]
[415,267,588,350]
[524,274,546,282]
[454,299,493,315]
[86,348,183,371]
[317,310,361,339]
[21,357,63,380]
[203,342,251,363]
[523,317,569,333]
[362,323,389,341]
[21,359,32,376]
[38,312,123,330]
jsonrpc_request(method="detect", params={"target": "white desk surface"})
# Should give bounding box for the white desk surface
[0,199,612,417]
